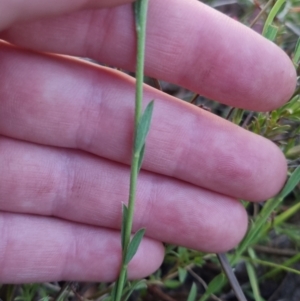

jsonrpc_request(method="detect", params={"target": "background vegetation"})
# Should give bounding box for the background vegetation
[1,0,300,300]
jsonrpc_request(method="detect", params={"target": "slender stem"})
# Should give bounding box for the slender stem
[249,0,274,28]
[123,0,149,253]
[114,1,149,301]
[217,254,248,301]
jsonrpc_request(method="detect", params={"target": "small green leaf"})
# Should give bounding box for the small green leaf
[178,267,187,283]
[121,204,128,250]
[138,144,145,172]
[164,280,181,289]
[286,145,300,158]
[293,38,300,66]
[199,274,226,301]
[125,228,146,265]
[187,283,197,301]
[134,101,154,154]
[123,281,147,301]
[279,166,300,199]
[264,24,278,41]
[194,256,205,267]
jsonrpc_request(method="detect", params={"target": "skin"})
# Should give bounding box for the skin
[0,0,296,283]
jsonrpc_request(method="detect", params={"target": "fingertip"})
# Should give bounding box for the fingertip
[231,133,288,202]
[259,42,297,111]
[254,139,288,201]
[228,201,249,249]
[185,2,297,111]
[236,134,288,202]
[220,211,248,253]
[203,198,249,253]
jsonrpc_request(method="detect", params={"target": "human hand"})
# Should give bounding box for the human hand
[0,0,296,283]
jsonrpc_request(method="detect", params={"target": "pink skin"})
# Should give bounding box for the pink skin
[0,0,296,283]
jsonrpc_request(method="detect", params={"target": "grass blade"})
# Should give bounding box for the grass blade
[236,166,300,257]
[293,38,300,66]
[264,24,278,41]
[245,248,262,301]
[262,0,286,36]
[272,201,300,227]
[111,282,118,301]
[245,261,261,301]
[187,283,197,301]
[279,166,300,198]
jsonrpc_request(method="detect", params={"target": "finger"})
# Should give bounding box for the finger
[1,0,296,111]
[0,136,247,253]
[0,44,287,201]
[0,212,164,283]
[0,0,133,31]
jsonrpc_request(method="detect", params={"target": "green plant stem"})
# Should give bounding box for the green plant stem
[114,1,149,301]
[259,252,300,280]
[243,256,300,275]
[271,201,300,227]
[124,0,148,248]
